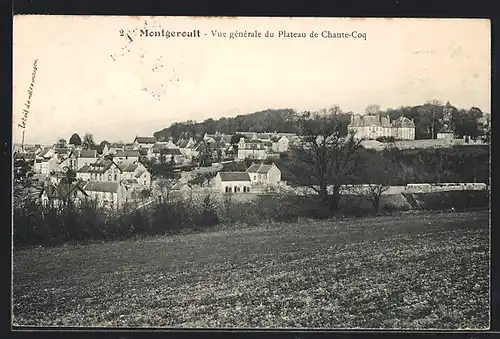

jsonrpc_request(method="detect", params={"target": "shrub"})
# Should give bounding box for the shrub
[376,136,396,143]
[195,195,220,229]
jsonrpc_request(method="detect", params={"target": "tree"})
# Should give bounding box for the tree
[347,151,395,213]
[230,134,244,145]
[59,168,78,207]
[69,133,82,146]
[365,104,381,116]
[156,177,178,202]
[288,112,363,215]
[82,133,95,150]
[159,154,167,164]
[13,157,34,204]
[57,138,67,148]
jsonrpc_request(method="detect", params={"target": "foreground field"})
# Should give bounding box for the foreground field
[13,211,489,329]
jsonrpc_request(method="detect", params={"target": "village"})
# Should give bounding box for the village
[13,130,302,210]
[13,102,491,212]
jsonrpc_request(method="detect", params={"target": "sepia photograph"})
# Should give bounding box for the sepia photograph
[12,16,490,329]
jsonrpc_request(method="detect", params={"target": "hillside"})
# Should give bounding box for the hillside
[153,103,488,142]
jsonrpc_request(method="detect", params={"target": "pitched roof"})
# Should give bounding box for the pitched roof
[87,159,122,173]
[391,116,415,128]
[134,136,157,144]
[362,115,381,126]
[77,164,91,173]
[160,148,182,155]
[257,133,273,140]
[121,163,139,172]
[246,163,273,174]
[39,148,52,158]
[221,135,233,143]
[122,178,139,185]
[41,181,88,199]
[177,139,189,148]
[218,172,251,182]
[83,180,120,193]
[134,169,145,178]
[54,147,72,154]
[76,150,98,158]
[114,150,140,158]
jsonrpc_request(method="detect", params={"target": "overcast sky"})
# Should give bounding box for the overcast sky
[13,16,490,144]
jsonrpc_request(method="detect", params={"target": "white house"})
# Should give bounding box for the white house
[133,136,157,149]
[81,159,123,182]
[214,172,252,193]
[246,163,282,186]
[348,114,415,140]
[271,136,289,153]
[237,138,268,160]
[76,164,92,181]
[82,180,129,209]
[34,148,56,174]
[113,150,140,162]
[63,149,98,170]
[118,161,151,187]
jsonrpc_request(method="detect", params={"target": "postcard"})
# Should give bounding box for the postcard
[12,16,491,329]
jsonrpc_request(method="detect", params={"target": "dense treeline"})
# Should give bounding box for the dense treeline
[250,145,490,187]
[153,103,488,141]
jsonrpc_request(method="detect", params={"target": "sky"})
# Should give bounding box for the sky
[13,16,491,144]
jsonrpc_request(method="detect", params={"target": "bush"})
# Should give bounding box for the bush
[414,190,489,211]
[376,136,396,143]
[195,195,220,229]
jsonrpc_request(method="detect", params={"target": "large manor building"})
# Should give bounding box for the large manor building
[348,114,416,140]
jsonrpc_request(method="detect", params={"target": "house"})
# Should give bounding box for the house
[246,163,282,186]
[118,161,151,186]
[62,149,98,170]
[113,150,140,162]
[348,114,415,140]
[391,117,416,140]
[81,159,123,182]
[148,141,178,159]
[237,138,268,160]
[76,164,92,181]
[39,180,88,207]
[271,136,289,153]
[39,154,59,175]
[133,136,157,149]
[214,172,252,193]
[34,148,55,173]
[82,180,128,209]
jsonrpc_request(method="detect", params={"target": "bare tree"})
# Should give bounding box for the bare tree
[288,112,363,215]
[347,184,390,213]
[365,104,381,116]
[347,152,395,213]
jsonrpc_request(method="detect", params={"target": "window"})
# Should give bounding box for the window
[244,186,250,193]
[114,174,118,181]
[108,173,112,181]
[235,186,240,193]
[225,186,232,193]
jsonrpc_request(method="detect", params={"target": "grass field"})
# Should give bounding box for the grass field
[12,211,489,329]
